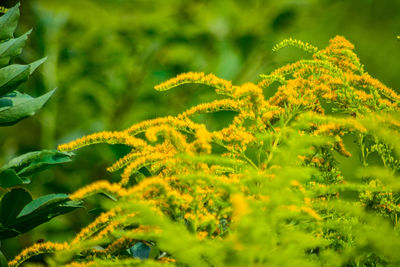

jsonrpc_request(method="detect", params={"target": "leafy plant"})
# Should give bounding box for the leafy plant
[0,3,80,247]
[7,36,400,266]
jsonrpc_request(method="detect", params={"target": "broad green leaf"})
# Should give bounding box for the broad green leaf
[0,29,31,67]
[0,169,28,188]
[0,149,74,179]
[0,64,30,96]
[0,3,20,40]
[17,193,69,217]
[0,89,56,125]
[0,188,32,226]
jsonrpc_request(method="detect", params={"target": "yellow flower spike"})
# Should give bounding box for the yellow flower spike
[120,151,175,185]
[178,98,241,118]
[92,221,121,241]
[8,242,69,267]
[102,237,136,255]
[64,261,96,267]
[300,206,322,221]
[193,126,212,153]
[272,37,319,54]
[154,72,233,95]
[106,150,148,172]
[258,74,286,89]
[328,35,355,50]
[125,116,201,136]
[69,180,127,200]
[72,207,122,245]
[58,131,147,151]
[346,73,400,104]
[145,125,192,153]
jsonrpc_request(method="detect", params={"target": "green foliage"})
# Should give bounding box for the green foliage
[0,2,77,246]
[0,4,49,125]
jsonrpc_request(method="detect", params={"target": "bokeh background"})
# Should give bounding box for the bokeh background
[1,0,400,260]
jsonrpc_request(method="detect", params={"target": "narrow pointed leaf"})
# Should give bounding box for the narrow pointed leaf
[0,64,30,96]
[0,89,56,125]
[0,29,31,67]
[0,3,20,40]
[29,57,47,74]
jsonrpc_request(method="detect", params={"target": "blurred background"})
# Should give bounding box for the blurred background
[1,0,400,260]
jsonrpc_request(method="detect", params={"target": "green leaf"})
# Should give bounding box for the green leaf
[17,193,69,218]
[0,188,32,226]
[0,29,31,67]
[0,64,30,96]
[0,149,74,179]
[0,251,8,267]
[0,3,20,40]
[0,89,56,125]
[0,194,82,240]
[29,57,47,74]
[0,169,28,188]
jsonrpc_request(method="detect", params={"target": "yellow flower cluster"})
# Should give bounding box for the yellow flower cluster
[12,36,399,266]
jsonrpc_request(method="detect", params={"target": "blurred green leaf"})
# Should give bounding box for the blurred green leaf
[0,188,32,226]
[0,3,20,40]
[0,29,31,67]
[0,89,56,125]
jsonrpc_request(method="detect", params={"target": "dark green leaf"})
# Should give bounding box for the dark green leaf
[0,29,31,67]
[17,193,69,218]
[0,3,20,40]
[0,89,56,125]
[0,188,32,226]
[0,64,29,96]
[0,197,82,240]
[0,169,28,188]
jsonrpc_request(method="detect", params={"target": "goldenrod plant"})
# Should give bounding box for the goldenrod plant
[0,3,80,259]
[8,36,400,266]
